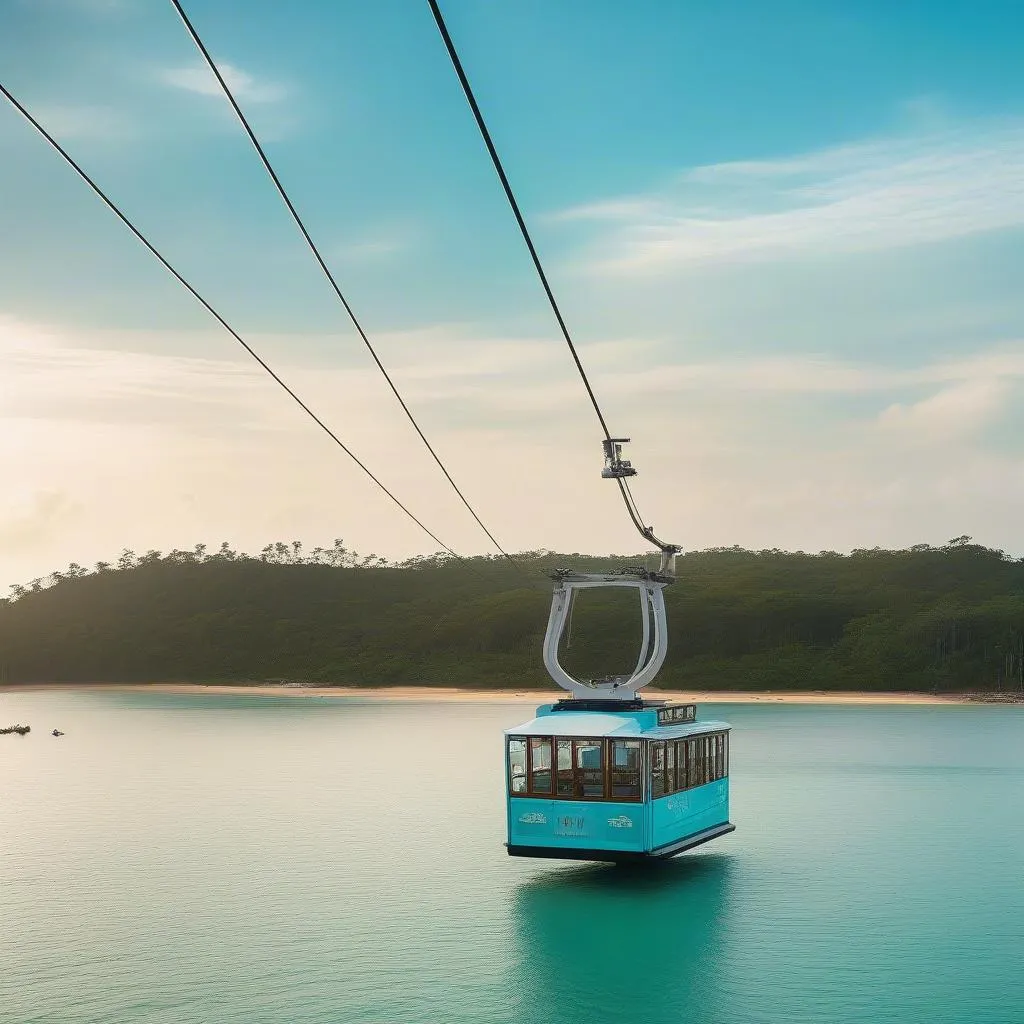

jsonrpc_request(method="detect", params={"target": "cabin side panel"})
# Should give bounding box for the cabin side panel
[508,799,647,853]
[647,729,731,851]
[650,779,729,851]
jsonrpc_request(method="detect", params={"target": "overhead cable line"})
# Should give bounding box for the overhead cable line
[167,0,522,573]
[0,80,462,561]
[424,0,677,556]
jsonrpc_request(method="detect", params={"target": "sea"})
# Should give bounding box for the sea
[2,689,1023,1024]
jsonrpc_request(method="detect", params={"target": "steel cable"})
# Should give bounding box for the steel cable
[168,0,522,573]
[0,80,464,562]
[425,0,676,555]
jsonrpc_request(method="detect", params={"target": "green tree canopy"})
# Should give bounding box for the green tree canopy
[2,540,1022,693]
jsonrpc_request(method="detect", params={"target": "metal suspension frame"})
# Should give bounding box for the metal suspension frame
[541,438,682,702]
[543,570,672,701]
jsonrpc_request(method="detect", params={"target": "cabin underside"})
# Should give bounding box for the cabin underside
[507,821,736,863]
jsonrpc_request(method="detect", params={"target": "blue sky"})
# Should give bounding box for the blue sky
[2,0,1024,583]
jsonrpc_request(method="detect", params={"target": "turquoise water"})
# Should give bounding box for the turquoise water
[2,691,1023,1024]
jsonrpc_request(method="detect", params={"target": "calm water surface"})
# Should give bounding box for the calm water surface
[2,690,1023,1024]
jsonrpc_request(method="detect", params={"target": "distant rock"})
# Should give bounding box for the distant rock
[1,724,31,736]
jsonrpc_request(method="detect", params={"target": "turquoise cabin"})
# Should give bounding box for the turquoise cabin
[505,700,733,862]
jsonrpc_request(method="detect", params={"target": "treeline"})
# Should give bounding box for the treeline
[2,538,1023,692]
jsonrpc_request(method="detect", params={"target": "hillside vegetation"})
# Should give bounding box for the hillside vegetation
[2,538,1023,692]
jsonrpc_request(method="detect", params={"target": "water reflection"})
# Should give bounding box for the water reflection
[508,854,734,1024]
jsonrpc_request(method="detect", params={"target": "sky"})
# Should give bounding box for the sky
[2,0,1024,587]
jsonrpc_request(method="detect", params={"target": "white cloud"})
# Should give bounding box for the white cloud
[7,316,1024,440]
[877,379,1008,442]
[5,313,1024,589]
[0,317,264,429]
[523,345,1024,407]
[18,0,125,12]
[0,491,77,552]
[160,63,287,104]
[332,225,418,264]
[25,103,126,140]
[558,120,1024,274]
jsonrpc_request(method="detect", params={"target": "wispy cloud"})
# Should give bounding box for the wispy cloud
[6,315,1024,429]
[0,317,263,430]
[160,62,288,104]
[332,224,418,264]
[0,491,77,552]
[26,103,127,140]
[5,313,1024,586]
[877,379,1008,442]
[18,0,126,12]
[594,346,1024,399]
[559,119,1024,274]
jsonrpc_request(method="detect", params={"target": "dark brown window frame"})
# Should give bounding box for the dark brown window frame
[508,730,729,802]
[507,736,643,803]
[653,730,730,799]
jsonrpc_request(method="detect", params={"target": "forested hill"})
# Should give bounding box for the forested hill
[2,539,1024,693]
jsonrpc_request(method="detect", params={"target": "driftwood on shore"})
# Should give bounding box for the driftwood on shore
[1,724,31,735]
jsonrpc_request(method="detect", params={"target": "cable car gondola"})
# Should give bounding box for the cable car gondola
[504,449,735,863]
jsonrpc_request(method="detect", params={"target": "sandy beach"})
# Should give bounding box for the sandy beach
[0,682,982,704]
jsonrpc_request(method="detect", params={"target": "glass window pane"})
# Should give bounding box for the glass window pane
[610,775,640,799]
[724,733,729,777]
[530,737,553,794]
[557,739,572,770]
[556,738,574,796]
[575,741,605,797]
[651,741,666,798]
[613,740,640,769]
[508,738,527,794]
[666,742,676,793]
[610,740,640,799]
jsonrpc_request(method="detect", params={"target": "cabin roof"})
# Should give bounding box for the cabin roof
[506,713,730,740]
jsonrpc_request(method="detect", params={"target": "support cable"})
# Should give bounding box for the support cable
[0,80,462,561]
[168,0,521,573]
[425,0,677,556]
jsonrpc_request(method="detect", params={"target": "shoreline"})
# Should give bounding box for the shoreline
[0,682,1004,704]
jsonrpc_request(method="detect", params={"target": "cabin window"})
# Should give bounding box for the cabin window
[529,737,553,794]
[675,739,688,792]
[610,740,641,800]
[576,741,605,797]
[677,732,730,789]
[652,736,730,797]
[508,732,727,800]
[509,737,613,799]
[508,738,527,794]
[651,741,666,798]
[556,738,574,796]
